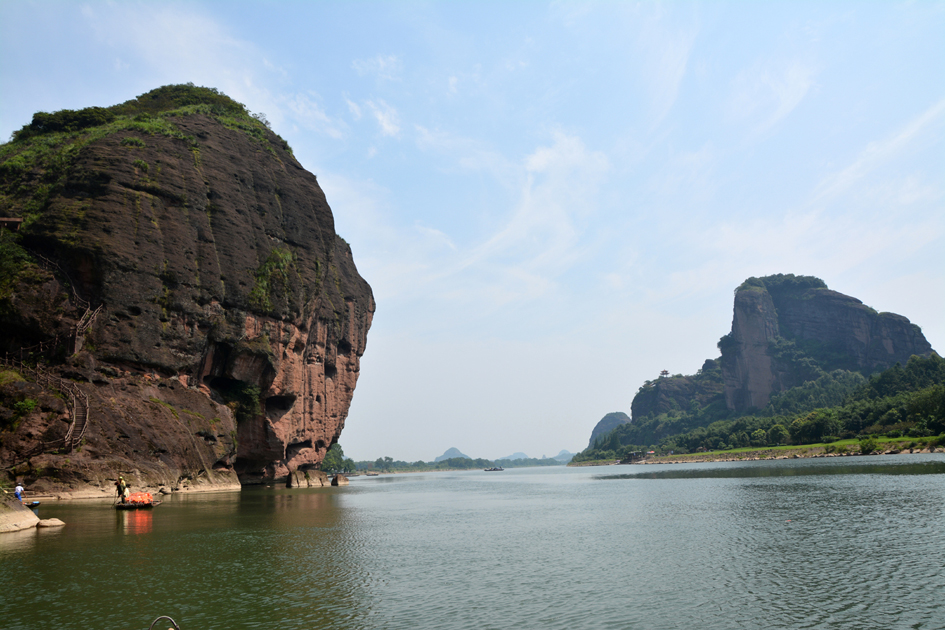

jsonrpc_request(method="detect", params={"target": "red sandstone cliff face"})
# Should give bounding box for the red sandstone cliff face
[720,280,932,411]
[722,289,782,410]
[0,89,373,490]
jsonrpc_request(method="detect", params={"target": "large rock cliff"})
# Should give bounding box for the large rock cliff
[0,86,374,493]
[584,274,935,453]
[719,275,932,411]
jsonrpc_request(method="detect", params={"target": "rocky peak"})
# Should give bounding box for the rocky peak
[720,274,932,411]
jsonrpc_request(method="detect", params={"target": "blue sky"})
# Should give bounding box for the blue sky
[2,1,943,462]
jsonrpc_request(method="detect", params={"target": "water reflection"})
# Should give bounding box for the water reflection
[119,509,153,535]
[0,527,38,554]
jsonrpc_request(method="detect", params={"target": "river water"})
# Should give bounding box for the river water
[1,454,943,630]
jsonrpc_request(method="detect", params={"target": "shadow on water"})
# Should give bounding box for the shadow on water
[596,458,945,480]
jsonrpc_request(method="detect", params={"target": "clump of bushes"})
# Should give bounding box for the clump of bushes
[12,106,116,141]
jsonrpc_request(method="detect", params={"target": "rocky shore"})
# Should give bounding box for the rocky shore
[0,496,40,533]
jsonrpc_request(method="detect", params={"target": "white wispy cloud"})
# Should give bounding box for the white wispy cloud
[285,93,345,139]
[326,130,610,320]
[352,54,403,81]
[452,131,610,302]
[366,99,400,136]
[345,96,362,120]
[414,125,520,189]
[730,59,816,134]
[641,23,698,125]
[812,98,945,203]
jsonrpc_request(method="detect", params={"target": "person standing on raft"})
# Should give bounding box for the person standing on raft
[115,476,127,503]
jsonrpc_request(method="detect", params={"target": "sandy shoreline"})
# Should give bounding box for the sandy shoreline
[3,481,242,505]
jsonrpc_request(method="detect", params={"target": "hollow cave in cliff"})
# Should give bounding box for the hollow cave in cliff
[265,394,296,413]
[286,440,314,459]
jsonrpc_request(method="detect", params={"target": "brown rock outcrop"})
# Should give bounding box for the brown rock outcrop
[286,469,329,488]
[630,359,725,421]
[0,86,374,491]
[0,497,39,533]
[720,275,933,411]
[721,288,784,410]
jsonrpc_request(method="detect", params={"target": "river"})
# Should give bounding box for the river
[1,454,943,630]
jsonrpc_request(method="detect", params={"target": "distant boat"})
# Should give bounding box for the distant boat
[484,467,504,472]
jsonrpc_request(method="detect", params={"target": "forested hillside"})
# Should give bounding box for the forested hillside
[574,354,944,462]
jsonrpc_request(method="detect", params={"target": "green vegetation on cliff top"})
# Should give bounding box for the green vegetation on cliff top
[735,273,827,294]
[0,84,291,229]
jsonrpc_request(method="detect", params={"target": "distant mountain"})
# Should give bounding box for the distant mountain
[434,447,471,462]
[588,412,631,449]
[552,450,574,463]
[497,452,528,461]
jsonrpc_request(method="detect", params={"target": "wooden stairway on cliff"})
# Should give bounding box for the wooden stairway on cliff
[62,383,90,453]
[20,248,102,355]
[1,352,91,455]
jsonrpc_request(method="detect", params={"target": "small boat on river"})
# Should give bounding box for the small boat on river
[23,500,40,509]
[484,467,504,472]
[115,491,161,510]
[115,500,161,510]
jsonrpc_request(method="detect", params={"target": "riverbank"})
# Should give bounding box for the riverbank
[569,437,944,467]
[2,475,241,506]
[638,442,942,465]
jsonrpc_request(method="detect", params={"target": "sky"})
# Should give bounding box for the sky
[1,1,943,462]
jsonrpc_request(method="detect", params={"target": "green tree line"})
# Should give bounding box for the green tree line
[352,456,566,473]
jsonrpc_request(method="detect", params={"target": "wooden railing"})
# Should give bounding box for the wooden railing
[1,248,99,459]
[1,354,90,454]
